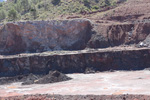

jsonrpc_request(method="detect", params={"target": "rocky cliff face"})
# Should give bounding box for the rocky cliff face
[0,47,150,77]
[0,19,150,55]
[0,19,92,55]
[0,19,150,77]
[88,23,150,48]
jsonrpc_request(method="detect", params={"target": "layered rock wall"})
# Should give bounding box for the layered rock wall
[0,19,150,76]
[0,48,150,77]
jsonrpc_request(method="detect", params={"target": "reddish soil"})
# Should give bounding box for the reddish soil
[63,0,150,23]
[1,94,150,100]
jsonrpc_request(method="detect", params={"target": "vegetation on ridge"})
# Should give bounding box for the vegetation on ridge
[0,0,124,23]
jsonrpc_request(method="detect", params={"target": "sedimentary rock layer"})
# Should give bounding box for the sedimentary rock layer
[0,47,149,77]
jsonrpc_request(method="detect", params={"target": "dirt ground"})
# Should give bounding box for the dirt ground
[1,94,150,100]
[1,70,150,99]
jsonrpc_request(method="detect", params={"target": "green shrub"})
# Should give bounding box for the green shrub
[8,8,18,21]
[92,5,99,10]
[30,6,38,19]
[83,0,90,8]
[0,10,6,20]
[52,0,61,5]
[0,3,3,7]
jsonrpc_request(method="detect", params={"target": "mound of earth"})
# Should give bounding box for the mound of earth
[0,71,72,85]
[22,71,72,85]
[0,73,42,85]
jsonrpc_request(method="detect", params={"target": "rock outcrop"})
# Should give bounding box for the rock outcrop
[0,47,150,77]
[88,23,150,48]
[0,19,150,76]
[0,19,92,55]
[1,19,150,55]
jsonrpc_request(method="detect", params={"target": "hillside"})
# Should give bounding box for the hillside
[0,0,125,23]
[1,0,150,99]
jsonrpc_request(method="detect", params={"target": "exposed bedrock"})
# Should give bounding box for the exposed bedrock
[0,19,92,55]
[0,48,150,77]
[0,19,150,76]
[88,23,150,48]
[0,19,150,54]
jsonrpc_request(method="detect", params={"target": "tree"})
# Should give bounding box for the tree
[105,0,111,6]
[8,8,18,21]
[95,0,99,3]
[21,0,30,13]
[30,6,38,19]
[44,0,48,10]
[102,0,111,6]
[15,0,22,13]
[0,10,6,20]
[83,0,90,8]
[0,2,3,7]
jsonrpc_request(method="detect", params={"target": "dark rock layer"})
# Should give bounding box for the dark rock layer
[0,48,150,77]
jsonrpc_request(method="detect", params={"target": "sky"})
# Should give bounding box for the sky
[0,0,6,2]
